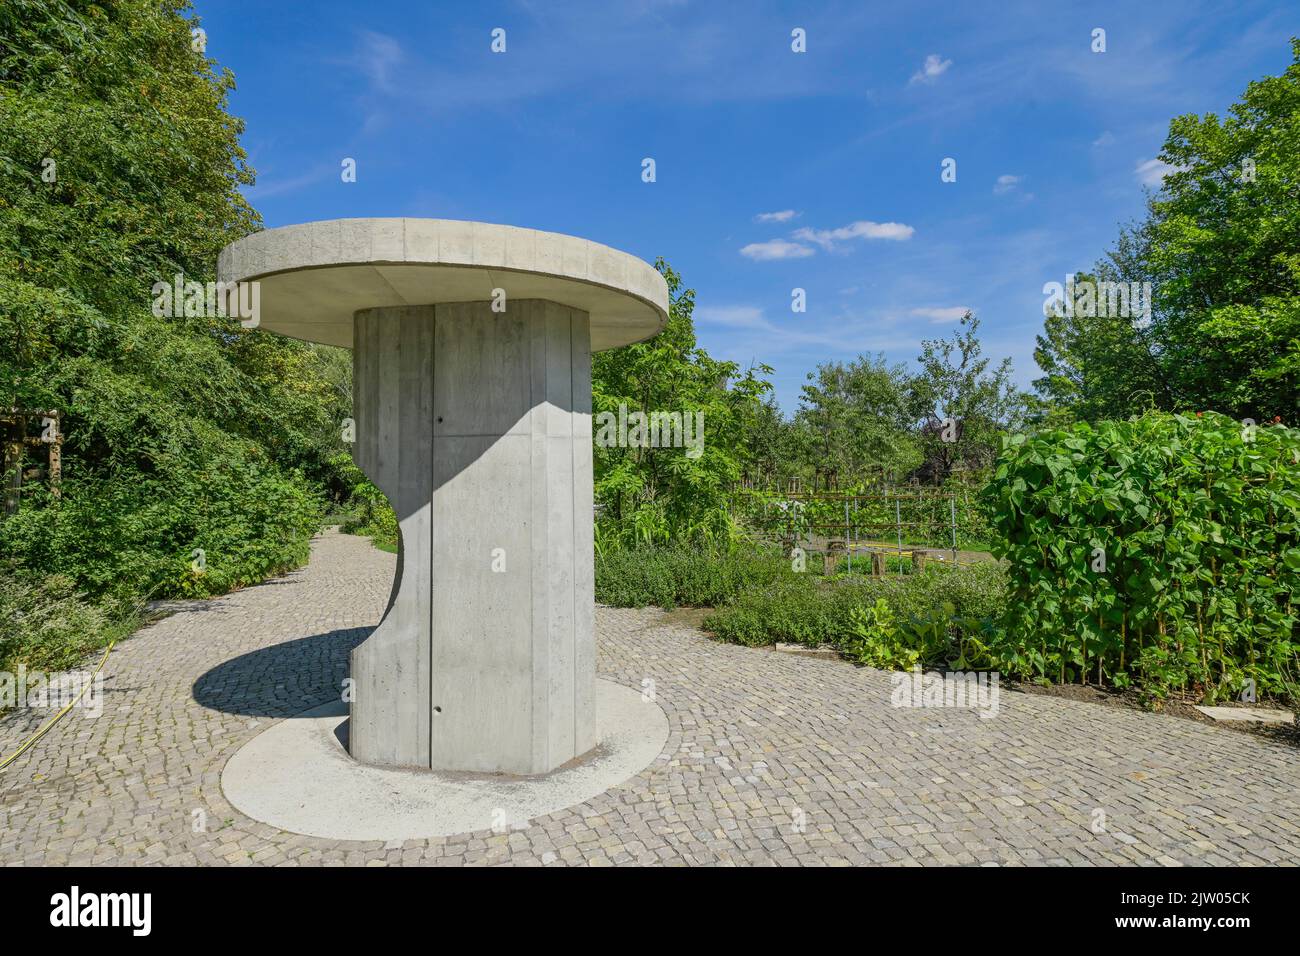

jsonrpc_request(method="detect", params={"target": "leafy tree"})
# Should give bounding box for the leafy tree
[740,396,803,486]
[910,312,1027,483]
[592,260,771,548]
[1032,268,1172,426]
[792,354,918,486]
[1036,39,1300,423]
[0,0,354,667]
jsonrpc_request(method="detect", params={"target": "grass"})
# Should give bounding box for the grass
[0,564,143,681]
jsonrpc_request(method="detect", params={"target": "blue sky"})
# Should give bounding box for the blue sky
[196,0,1297,413]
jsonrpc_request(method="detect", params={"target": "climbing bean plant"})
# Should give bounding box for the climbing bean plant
[984,412,1300,702]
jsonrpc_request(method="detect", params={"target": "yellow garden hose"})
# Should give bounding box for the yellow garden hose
[0,641,114,773]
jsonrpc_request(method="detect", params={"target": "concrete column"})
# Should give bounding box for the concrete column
[350,299,596,775]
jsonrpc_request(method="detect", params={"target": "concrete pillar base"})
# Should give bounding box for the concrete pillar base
[222,679,669,841]
[349,300,596,775]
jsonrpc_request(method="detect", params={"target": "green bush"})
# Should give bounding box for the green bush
[983,412,1300,701]
[0,0,355,670]
[595,545,790,609]
[339,479,399,553]
[0,452,322,601]
[703,562,1008,665]
[0,564,135,674]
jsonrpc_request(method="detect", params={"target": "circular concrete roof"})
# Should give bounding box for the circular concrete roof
[216,218,670,351]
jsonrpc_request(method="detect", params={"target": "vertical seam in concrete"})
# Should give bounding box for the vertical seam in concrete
[428,304,437,769]
[569,305,578,750]
[529,301,540,770]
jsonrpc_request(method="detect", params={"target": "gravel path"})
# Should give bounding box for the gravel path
[2,529,1297,866]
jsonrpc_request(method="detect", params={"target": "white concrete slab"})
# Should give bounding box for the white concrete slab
[221,678,668,842]
[215,218,669,351]
[1193,705,1295,725]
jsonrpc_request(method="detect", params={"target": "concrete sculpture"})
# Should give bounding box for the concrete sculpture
[218,219,668,774]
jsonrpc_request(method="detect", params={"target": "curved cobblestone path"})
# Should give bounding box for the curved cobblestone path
[2,530,1298,866]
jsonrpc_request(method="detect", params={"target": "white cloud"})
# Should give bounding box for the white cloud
[1092,130,1115,148]
[993,174,1021,195]
[694,303,926,359]
[792,220,914,251]
[351,30,404,95]
[754,209,799,223]
[739,239,815,261]
[695,305,767,328]
[910,306,970,323]
[246,165,335,199]
[909,54,952,85]
[1135,157,1181,186]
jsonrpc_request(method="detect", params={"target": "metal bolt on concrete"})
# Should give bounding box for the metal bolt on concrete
[2,529,1298,866]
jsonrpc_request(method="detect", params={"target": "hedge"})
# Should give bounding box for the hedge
[983,411,1300,701]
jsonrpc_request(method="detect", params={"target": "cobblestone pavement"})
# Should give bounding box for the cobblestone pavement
[2,529,1298,866]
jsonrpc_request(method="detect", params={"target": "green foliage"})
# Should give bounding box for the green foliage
[1035,39,1300,424]
[592,261,772,549]
[984,411,1300,701]
[0,562,135,674]
[731,485,990,552]
[0,462,321,601]
[911,312,1028,483]
[0,1,353,664]
[844,599,911,669]
[339,478,399,553]
[743,314,1027,490]
[789,355,919,486]
[1032,270,1164,425]
[594,544,792,609]
[702,561,1007,666]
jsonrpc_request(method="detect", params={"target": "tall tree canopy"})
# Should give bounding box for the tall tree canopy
[1035,39,1300,423]
[910,311,1027,484]
[792,354,918,486]
[591,261,771,547]
[0,0,352,607]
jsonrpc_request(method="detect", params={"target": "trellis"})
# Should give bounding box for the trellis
[730,483,979,573]
[2,408,63,516]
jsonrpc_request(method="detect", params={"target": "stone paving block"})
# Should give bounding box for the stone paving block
[2,529,1299,866]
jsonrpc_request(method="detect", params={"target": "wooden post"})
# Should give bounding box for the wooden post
[912,549,928,573]
[3,441,20,516]
[843,499,851,574]
[45,410,61,500]
[1,408,65,514]
[871,551,886,577]
[950,494,958,564]
[895,497,903,577]
[826,539,845,576]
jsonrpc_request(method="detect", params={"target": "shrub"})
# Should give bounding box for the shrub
[0,0,349,664]
[595,545,790,609]
[983,411,1300,701]
[0,452,322,602]
[339,479,399,553]
[0,564,135,674]
[703,562,1008,666]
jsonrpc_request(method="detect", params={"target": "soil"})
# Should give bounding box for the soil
[649,605,1300,748]
[1010,679,1300,747]
[656,606,713,630]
